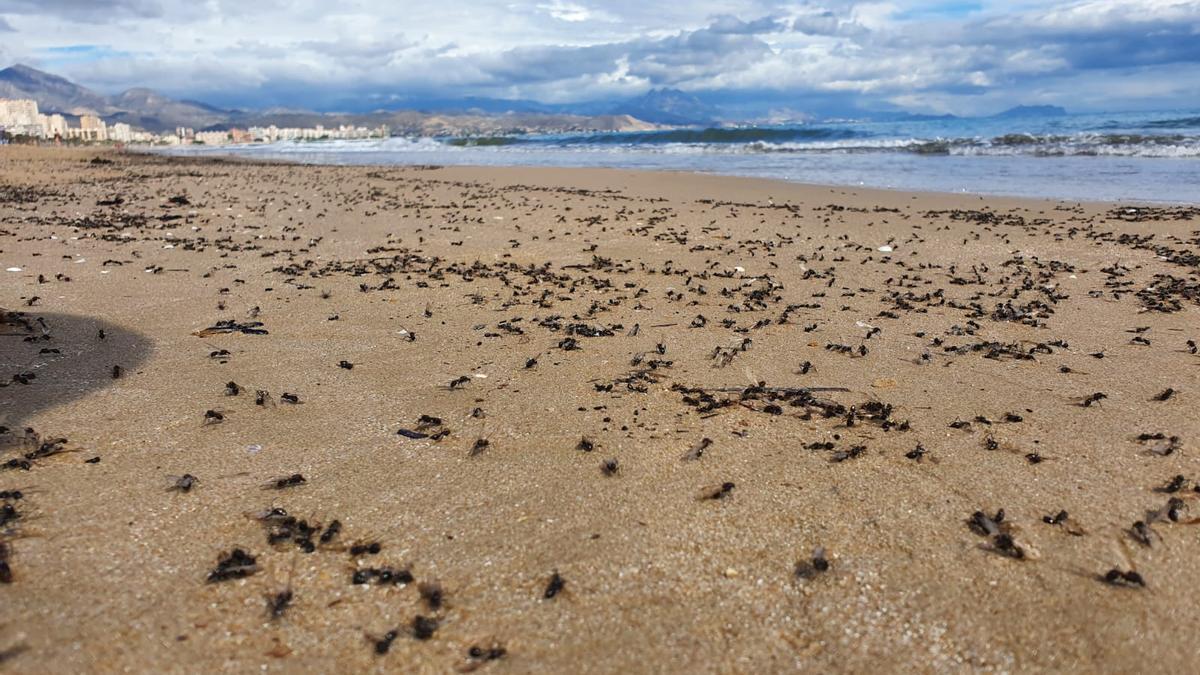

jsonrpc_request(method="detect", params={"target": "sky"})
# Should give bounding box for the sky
[0,0,1198,117]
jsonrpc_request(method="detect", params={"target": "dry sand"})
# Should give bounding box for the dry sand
[2,146,1199,673]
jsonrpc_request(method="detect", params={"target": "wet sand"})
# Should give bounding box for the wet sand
[2,146,1199,673]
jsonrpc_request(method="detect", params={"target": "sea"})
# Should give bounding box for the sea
[163,109,1200,204]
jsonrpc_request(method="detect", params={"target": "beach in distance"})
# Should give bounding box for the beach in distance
[3,146,1200,672]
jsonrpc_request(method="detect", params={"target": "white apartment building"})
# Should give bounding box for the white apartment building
[109,123,133,143]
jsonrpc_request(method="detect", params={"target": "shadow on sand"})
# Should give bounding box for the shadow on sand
[1,310,154,435]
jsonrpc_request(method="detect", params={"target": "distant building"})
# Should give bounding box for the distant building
[110,123,133,143]
[46,114,67,137]
[194,130,230,145]
[0,98,45,137]
[75,115,108,141]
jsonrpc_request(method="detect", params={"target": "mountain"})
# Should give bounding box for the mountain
[107,87,230,131]
[0,64,230,132]
[610,88,718,125]
[0,64,667,135]
[0,63,114,115]
[991,105,1068,118]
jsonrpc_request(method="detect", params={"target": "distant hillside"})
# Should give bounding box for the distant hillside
[0,64,231,131]
[992,105,1068,118]
[0,64,665,136]
[0,63,115,116]
[611,88,718,125]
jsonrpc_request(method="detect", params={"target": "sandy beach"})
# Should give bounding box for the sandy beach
[2,146,1199,673]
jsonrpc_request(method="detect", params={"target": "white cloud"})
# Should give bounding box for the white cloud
[0,0,1196,114]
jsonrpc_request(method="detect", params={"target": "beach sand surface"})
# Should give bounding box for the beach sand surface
[2,146,1199,673]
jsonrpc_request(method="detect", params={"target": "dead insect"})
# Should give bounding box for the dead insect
[267,474,306,490]
[470,438,489,456]
[1102,568,1145,587]
[111,365,122,379]
[373,630,399,655]
[1156,475,1188,493]
[207,548,258,582]
[338,360,354,370]
[280,392,300,404]
[543,571,565,599]
[1153,388,1177,401]
[467,644,507,662]
[349,541,382,556]
[203,410,224,424]
[418,582,444,610]
[449,375,471,389]
[353,566,414,586]
[576,437,595,452]
[1129,520,1157,547]
[601,459,619,476]
[170,474,198,492]
[267,588,293,618]
[830,445,866,462]
[320,520,342,544]
[990,533,1025,559]
[682,437,712,461]
[967,509,1005,536]
[224,381,241,396]
[1080,392,1107,407]
[794,546,830,579]
[256,390,271,405]
[905,443,927,461]
[398,428,429,439]
[703,482,736,500]
[412,615,439,640]
[1042,510,1069,526]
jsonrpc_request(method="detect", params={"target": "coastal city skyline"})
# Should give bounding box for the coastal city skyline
[0,95,390,145]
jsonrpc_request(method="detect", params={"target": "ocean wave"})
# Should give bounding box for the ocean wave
[1140,116,1200,129]
[571,132,1200,158]
[560,126,863,145]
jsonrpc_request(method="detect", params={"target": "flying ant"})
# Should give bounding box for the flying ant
[418,581,445,610]
[794,547,830,579]
[412,615,439,640]
[169,474,198,492]
[1101,568,1145,588]
[682,437,712,461]
[349,541,383,556]
[702,482,736,500]
[371,629,400,655]
[543,571,565,599]
[207,548,258,582]
[470,438,489,456]
[265,474,306,490]
[267,557,298,619]
[319,520,342,545]
[601,459,619,476]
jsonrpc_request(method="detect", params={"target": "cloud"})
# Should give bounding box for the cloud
[0,0,165,20]
[1,0,1197,115]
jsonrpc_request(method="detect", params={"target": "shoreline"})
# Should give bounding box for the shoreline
[130,145,1196,210]
[2,146,1199,672]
